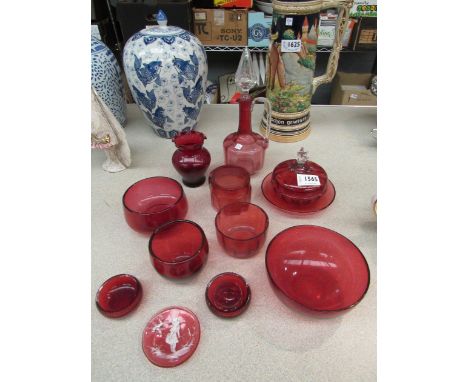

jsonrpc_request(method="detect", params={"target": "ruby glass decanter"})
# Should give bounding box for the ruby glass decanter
[223,47,272,175]
[172,131,211,187]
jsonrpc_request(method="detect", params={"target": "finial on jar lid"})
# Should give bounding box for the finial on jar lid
[156,10,168,26]
[297,147,308,165]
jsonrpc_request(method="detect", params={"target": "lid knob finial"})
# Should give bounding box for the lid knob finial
[156,10,168,26]
[297,147,308,165]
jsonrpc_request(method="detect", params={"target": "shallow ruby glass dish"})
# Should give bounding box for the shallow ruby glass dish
[142,306,201,368]
[209,165,251,211]
[262,173,336,214]
[95,274,142,318]
[205,272,251,318]
[149,220,208,278]
[215,202,268,258]
[266,225,370,312]
[122,177,188,234]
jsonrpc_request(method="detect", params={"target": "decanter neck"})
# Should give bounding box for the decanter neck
[237,93,252,135]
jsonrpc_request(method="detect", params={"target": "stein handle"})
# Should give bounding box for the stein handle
[312,1,352,94]
[252,97,272,142]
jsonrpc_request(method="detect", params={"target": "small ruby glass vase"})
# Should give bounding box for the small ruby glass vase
[172,131,211,187]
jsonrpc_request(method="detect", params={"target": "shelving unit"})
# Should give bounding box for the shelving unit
[204,46,358,53]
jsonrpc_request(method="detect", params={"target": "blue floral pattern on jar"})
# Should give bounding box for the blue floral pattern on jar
[91,36,127,125]
[123,23,207,138]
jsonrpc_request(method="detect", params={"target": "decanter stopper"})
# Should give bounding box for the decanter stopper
[235,47,256,94]
[156,10,168,26]
[297,147,309,166]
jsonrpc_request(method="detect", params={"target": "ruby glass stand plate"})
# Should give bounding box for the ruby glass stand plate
[261,172,336,214]
[266,225,370,313]
[142,306,201,368]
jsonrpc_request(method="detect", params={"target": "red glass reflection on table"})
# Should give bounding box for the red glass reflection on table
[262,172,336,214]
[122,177,188,234]
[266,225,370,312]
[215,202,268,258]
[172,131,211,188]
[95,274,142,318]
[209,165,251,211]
[272,148,328,205]
[149,220,208,278]
[205,272,251,318]
[142,306,201,368]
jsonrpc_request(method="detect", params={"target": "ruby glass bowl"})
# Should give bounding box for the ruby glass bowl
[149,220,209,278]
[266,225,370,312]
[95,274,142,318]
[215,202,269,258]
[205,272,251,318]
[122,177,188,234]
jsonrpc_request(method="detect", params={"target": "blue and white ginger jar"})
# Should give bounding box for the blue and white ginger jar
[123,11,208,139]
[91,36,127,126]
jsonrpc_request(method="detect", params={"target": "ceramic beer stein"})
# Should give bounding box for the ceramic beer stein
[262,0,353,142]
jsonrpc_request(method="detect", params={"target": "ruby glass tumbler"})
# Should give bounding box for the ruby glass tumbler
[209,165,251,211]
[215,202,269,258]
[122,177,188,234]
[95,274,142,318]
[149,220,209,278]
[205,272,251,318]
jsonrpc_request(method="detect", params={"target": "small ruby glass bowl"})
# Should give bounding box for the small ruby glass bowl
[122,177,188,234]
[95,274,142,318]
[205,272,251,318]
[149,220,209,278]
[209,165,251,211]
[215,202,269,258]
[266,225,370,313]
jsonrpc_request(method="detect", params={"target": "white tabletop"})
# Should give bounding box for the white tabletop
[92,104,377,382]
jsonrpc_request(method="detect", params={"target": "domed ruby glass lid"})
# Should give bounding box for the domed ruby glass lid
[262,173,336,214]
[266,226,370,312]
[205,272,251,318]
[272,147,328,202]
[142,306,201,368]
[95,274,142,318]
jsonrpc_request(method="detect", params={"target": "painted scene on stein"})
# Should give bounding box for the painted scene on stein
[267,13,320,114]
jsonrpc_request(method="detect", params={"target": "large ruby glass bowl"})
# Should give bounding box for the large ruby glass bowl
[95,274,142,318]
[209,165,251,211]
[205,272,251,318]
[215,202,268,258]
[266,226,370,312]
[149,220,209,278]
[122,177,188,234]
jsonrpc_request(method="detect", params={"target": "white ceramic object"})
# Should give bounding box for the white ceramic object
[91,87,131,173]
[123,10,208,139]
[255,1,273,15]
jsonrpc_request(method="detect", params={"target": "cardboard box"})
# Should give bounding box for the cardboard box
[350,1,377,18]
[317,10,356,47]
[214,0,253,8]
[330,72,377,106]
[248,12,272,47]
[193,8,248,46]
[351,17,377,50]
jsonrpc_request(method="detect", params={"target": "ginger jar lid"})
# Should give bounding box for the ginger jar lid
[141,10,188,37]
